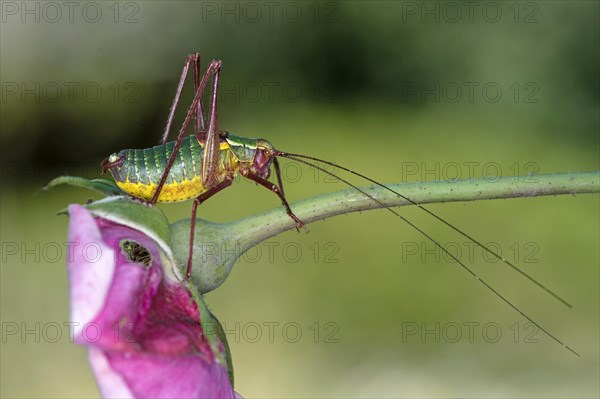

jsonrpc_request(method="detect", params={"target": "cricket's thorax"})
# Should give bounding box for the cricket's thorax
[108,135,241,202]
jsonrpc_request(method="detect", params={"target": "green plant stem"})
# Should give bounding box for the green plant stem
[230,171,599,244]
[170,171,599,293]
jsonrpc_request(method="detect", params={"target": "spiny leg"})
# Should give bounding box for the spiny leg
[241,169,305,230]
[161,53,206,145]
[192,54,206,133]
[150,59,223,204]
[187,61,224,277]
[273,157,286,198]
[187,60,223,279]
[200,60,222,188]
[187,177,233,278]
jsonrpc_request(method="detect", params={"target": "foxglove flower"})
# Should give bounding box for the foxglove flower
[67,201,237,398]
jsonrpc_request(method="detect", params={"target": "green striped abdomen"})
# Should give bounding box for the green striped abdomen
[109,136,212,202]
[116,136,203,186]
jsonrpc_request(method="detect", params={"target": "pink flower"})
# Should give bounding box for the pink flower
[67,204,237,399]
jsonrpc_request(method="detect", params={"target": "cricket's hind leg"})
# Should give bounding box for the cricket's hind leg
[151,57,222,205]
[161,53,207,145]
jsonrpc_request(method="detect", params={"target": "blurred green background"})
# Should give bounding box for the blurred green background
[1,1,599,397]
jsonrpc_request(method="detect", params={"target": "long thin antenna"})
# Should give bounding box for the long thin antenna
[279,152,571,309]
[279,154,579,357]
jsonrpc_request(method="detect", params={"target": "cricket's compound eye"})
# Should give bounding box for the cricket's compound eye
[108,154,120,163]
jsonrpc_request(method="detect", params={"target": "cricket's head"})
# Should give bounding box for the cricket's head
[224,133,282,181]
[251,139,277,179]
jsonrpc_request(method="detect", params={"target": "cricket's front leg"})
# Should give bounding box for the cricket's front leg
[240,169,306,231]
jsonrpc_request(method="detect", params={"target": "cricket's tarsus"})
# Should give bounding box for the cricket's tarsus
[101,52,576,356]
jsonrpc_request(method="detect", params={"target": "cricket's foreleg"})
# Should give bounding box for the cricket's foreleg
[187,177,234,279]
[273,157,286,198]
[241,170,305,231]
[151,59,223,205]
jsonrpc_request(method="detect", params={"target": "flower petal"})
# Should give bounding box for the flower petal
[67,203,237,397]
[67,204,116,342]
[88,347,134,399]
[105,351,234,399]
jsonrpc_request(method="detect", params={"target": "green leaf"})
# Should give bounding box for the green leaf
[45,176,124,196]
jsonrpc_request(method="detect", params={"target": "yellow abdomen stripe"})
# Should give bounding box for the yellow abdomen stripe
[116,175,207,203]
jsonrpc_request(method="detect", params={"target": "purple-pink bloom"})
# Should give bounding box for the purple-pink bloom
[67,204,237,399]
